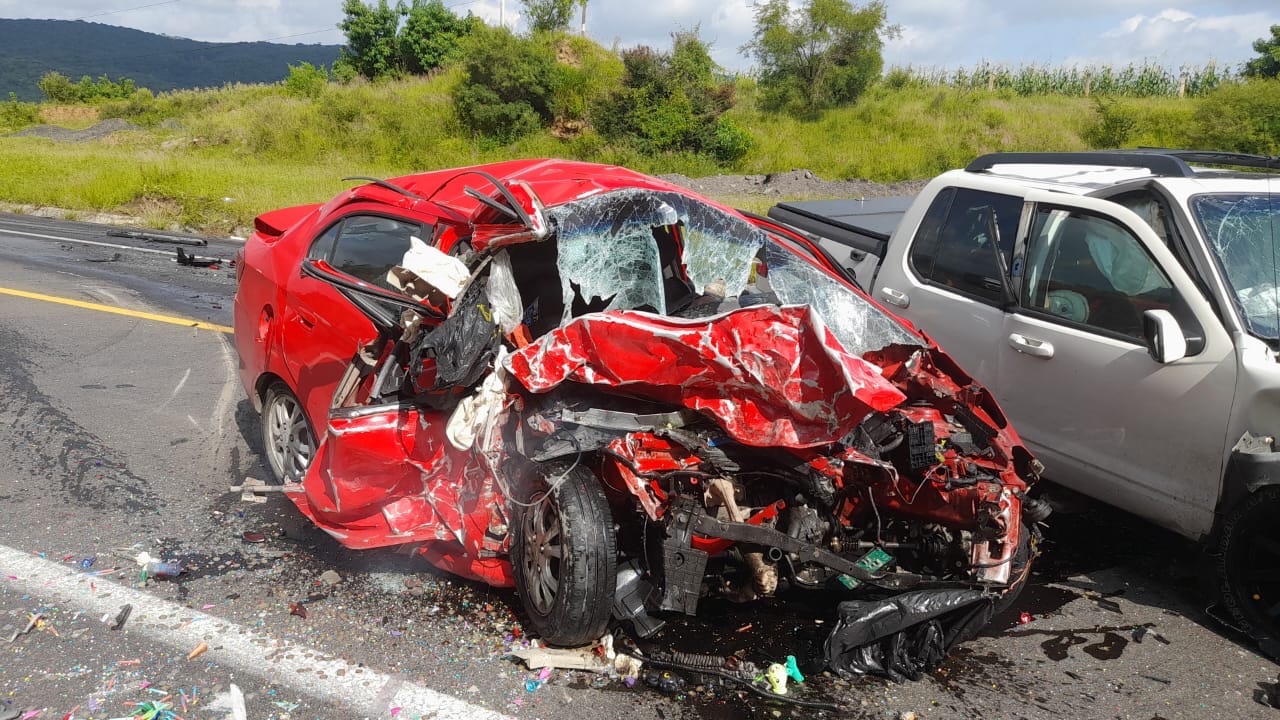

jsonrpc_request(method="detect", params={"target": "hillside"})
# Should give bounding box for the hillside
[0,19,341,100]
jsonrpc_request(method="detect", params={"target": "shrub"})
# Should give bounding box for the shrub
[593,31,752,163]
[0,92,40,130]
[284,62,330,98]
[1082,97,1137,148]
[453,25,556,142]
[1189,79,1280,155]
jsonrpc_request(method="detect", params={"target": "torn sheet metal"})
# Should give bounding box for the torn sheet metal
[506,305,907,448]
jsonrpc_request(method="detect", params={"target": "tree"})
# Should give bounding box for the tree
[453,25,558,142]
[594,31,753,162]
[38,71,77,103]
[400,0,481,74]
[1244,24,1280,79]
[335,0,406,80]
[743,0,894,115]
[520,0,574,34]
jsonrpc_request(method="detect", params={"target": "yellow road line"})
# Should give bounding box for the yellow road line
[0,286,233,334]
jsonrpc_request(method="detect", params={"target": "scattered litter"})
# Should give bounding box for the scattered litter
[1132,626,1148,642]
[186,641,209,660]
[763,663,789,694]
[736,623,753,633]
[6,612,40,642]
[109,604,132,630]
[784,655,804,683]
[1018,611,1033,625]
[206,684,247,720]
[289,602,308,619]
[241,531,266,543]
[134,552,183,579]
[86,252,122,263]
[230,478,302,503]
[318,569,343,586]
[80,556,97,569]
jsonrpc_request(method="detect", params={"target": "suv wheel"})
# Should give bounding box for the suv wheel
[1216,487,1280,658]
[510,462,616,646]
[261,382,315,485]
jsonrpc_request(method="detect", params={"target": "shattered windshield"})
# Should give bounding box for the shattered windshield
[547,188,921,354]
[1190,193,1280,340]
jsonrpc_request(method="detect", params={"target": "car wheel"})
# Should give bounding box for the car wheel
[1217,488,1280,657]
[510,462,616,646]
[261,382,315,485]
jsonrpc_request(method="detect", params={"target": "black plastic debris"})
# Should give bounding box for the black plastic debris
[410,277,500,407]
[108,229,207,246]
[176,247,221,268]
[824,589,994,681]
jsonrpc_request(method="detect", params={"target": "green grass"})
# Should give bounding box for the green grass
[0,74,1232,233]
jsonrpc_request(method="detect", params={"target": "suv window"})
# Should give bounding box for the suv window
[1022,207,1174,339]
[311,215,421,289]
[910,188,1023,303]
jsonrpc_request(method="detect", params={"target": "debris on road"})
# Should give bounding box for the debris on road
[108,604,132,630]
[6,611,40,642]
[186,641,209,660]
[318,570,342,587]
[289,602,308,619]
[107,229,207,247]
[174,247,220,269]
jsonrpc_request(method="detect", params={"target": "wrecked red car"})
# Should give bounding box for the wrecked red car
[233,159,1045,677]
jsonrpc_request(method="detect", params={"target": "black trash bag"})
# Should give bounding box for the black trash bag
[410,276,501,408]
[824,589,995,681]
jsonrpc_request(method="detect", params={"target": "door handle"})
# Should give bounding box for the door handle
[1008,333,1054,358]
[296,310,316,329]
[879,287,910,308]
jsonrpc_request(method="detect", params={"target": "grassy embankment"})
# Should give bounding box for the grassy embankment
[0,70,1198,234]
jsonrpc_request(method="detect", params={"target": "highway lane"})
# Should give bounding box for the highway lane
[0,213,1277,720]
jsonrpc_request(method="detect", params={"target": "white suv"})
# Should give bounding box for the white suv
[838,150,1279,653]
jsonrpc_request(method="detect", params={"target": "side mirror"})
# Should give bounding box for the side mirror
[1143,309,1187,364]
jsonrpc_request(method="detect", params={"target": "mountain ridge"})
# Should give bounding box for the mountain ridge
[0,18,342,100]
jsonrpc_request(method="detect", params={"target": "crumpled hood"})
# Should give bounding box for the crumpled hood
[505,304,908,448]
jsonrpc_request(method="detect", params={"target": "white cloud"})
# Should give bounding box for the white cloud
[1090,8,1273,65]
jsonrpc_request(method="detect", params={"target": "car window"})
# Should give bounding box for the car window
[307,223,340,261]
[910,188,1023,303]
[1022,207,1175,339]
[328,216,422,289]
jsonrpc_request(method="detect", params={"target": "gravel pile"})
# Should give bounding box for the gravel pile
[659,169,928,199]
[8,118,141,142]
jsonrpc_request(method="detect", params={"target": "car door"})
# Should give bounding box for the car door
[281,209,428,431]
[999,191,1235,538]
[873,185,1026,386]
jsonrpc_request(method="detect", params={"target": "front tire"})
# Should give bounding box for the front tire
[1217,488,1280,658]
[261,381,315,485]
[510,462,616,646]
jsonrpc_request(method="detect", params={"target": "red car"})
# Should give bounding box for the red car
[233,160,1044,677]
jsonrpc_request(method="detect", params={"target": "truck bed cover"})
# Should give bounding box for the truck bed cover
[768,196,914,257]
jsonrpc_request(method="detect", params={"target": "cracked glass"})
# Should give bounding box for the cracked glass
[547,188,919,354]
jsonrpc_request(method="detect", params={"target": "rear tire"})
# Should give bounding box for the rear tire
[261,382,315,485]
[1217,488,1280,658]
[510,462,616,646]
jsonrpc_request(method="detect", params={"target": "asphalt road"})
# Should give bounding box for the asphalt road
[0,212,1277,720]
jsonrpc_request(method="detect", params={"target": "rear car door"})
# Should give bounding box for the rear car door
[873,185,1026,385]
[998,191,1235,538]
[281,210,427,430]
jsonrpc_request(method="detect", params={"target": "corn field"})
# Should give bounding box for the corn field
[887,61,1234,98]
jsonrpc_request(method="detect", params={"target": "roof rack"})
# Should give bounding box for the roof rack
[966,149,1279,177]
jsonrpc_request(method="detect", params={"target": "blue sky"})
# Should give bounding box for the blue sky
[2,0,1277,73]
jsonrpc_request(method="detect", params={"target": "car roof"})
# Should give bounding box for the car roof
[963,150,1280,195]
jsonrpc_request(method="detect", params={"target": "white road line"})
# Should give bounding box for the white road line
[0,228,175,257]
[0,544,510,719]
